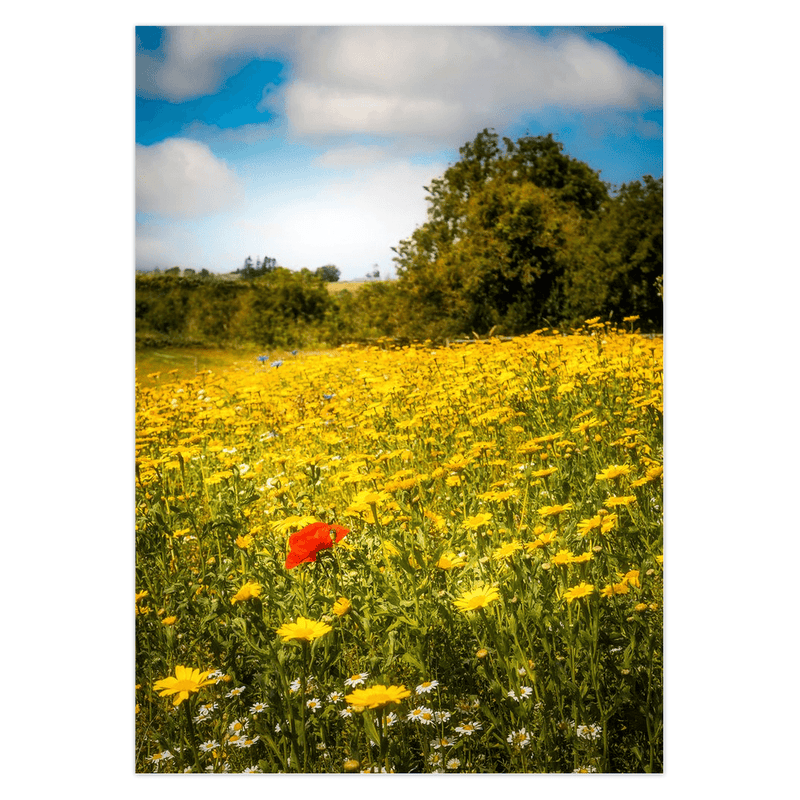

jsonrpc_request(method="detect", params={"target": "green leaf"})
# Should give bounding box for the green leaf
[361,712,381,745]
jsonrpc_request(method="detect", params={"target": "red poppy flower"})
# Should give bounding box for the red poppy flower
[285,522,350,569]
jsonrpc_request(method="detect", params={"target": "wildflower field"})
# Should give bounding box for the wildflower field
[135,320,663,774]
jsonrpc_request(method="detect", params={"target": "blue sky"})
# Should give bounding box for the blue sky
[136,26,662,280]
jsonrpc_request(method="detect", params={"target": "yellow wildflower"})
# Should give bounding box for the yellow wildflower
[231,581,261,604]
[623,570,640,588]
[236,533,254,549]
[454,586,500,612]
[563,582,596,603]
[530,467,558,479]
[538,503,573,518]
[492,541,522,561]
[437,553,466,570]
[595,465,632,481]
[276,616,332,643]
[345,684,411,709]
[464,512,493,530]
[605,495,636,507]
[332,597,351,617]
[600,582,629,597]
[153,666,216,706]
[552,549,574,566]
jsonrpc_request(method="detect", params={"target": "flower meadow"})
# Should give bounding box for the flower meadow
[135,320,663,774]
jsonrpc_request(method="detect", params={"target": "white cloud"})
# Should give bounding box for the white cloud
[285,82,466,138]
[136,138,244,218]
[139,27,298,102]
[286,28,661,141]
[141,26,662,144]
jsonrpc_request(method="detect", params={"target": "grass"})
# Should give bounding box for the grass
[325,279,372,294]
[135,320,663,774]
[136,347,279,388]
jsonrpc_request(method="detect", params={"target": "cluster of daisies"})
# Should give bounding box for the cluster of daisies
[146,668,604,773]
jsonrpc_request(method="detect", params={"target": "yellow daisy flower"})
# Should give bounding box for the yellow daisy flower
[345,684,411,709]
[563,582,596,603]
[332,597,352,617]
[153,666,216,706]
[231,581,261,604]
[454,586,500,612]
[275,616,332,643]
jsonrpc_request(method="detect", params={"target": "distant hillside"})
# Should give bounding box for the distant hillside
[136,270,386,292]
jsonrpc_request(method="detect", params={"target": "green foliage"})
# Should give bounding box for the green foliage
[236,256,278,280]
[571,176,663,329]
[136,269,336,348]
[325,281,403,343]
[247,268,331,348]
[315,265,341,283]
[391,129,661,337]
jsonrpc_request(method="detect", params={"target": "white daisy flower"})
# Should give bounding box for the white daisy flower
[406,706,435,725]
[306,698,322,713]
[576,723,602,740]
[507,728,531,748]
[431,736,455,750]
[455,721,482,736]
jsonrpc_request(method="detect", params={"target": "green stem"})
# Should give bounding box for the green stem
[263,633,301,772]
[377,707,389,771]
[182,701,202,772]
[299,642,310,771]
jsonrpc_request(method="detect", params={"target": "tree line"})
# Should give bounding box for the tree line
[136,129,662,348]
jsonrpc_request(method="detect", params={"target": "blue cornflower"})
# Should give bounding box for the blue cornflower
[323,394,335,400]
[257,355,268,363]
[271,360,283,368]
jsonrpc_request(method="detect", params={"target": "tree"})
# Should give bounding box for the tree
[568,175,663,329]
[315,265,340,282]
[238,256,278,280]
[260,256,277,273]
[391,129,608,338]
